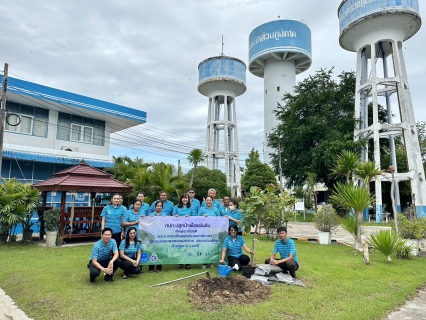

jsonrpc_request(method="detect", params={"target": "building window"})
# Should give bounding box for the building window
[277,86,280,92]
[57,112,105,146]
[70,124,93,143]
[265,90,267,95]
[4,102,48,137]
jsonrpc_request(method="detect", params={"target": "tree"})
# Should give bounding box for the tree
[305,172,318,212]
[268,69,364,189]
[149,162,188,203]
[331,150,360,184]
[184,166,228,198]
[187,149,205,188]
[416,121,426,166]
[330,182,374,250]
[241,149,277,193]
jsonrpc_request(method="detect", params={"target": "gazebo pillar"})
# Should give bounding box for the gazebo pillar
[60,191,67,237]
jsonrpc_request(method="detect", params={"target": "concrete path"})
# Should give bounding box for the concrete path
[0,222,425,320]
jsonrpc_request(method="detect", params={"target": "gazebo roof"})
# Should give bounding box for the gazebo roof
[33,161,132,193]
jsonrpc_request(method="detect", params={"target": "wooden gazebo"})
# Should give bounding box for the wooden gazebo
[33,161,132,239]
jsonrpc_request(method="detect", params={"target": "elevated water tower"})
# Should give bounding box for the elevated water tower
[198,56,246,197]
[249,20,312,164]
[338,0,426,219]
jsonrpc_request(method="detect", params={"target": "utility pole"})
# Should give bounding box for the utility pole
[0,63,9,177]
[278,143,283,194]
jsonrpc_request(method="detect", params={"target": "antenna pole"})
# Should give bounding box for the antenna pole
[0,63,9,177]
[221,35,224,56]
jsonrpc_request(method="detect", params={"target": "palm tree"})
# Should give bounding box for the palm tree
[149,162,188,202]
[330,182,374,250]
[187,149,205,188]
[330,150,360,183]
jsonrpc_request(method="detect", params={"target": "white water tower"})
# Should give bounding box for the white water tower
[198,56,246,197]
[338,0,426,219]
[249,20,312,164]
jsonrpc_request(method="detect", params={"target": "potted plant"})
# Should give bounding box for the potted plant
[396,211,426,256]
[314,205,339,245]
[44,208,62,247]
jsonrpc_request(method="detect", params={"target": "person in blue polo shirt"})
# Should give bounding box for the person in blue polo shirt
[88,227,120,283]
[201,188,221,210]
[198,196,220,217]
[119,227,142,279]
[188,188,200,215]
[122,199,145,234]
[101,194,127,248]
[219,225,253,270]
[173,193,195,217]
[265,226,299,278]
[219,196,231,216]
[225,199,243,235]
[149,191,174,216]
[129,192,150,215]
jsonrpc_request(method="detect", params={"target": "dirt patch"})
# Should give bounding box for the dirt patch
[187,275,271,306]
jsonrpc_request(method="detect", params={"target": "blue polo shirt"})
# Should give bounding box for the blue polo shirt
[119,240,142,259]
[223,235,246,258]
[149,200,174,216]
[148,211,168,217]
[122,209,145,233]
[173,205,195,216]
[101,205,126,233]
[225,209,243,232]
[190,198,201,215]
[273,238,299,266]
[198,206,220,217]
[90,239,118,261]
[219,205,229,217]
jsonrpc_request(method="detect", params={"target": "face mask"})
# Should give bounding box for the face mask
[229,206,235,211]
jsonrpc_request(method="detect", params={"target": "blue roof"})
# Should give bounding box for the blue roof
[2,150,114,168]
[0,76,146,123]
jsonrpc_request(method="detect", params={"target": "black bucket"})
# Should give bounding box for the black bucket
[242,266,256,279]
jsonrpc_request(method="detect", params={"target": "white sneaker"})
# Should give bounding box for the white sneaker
[209,264,214,269]
[233,264,239,271]
[202,264,207,269]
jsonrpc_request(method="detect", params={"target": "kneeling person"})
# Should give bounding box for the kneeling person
[119,227,142,279]
[88,228,121,283]
[219,225,254,271]
[265,226,299,278]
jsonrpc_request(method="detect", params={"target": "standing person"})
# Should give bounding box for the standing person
[188,188,200,216]
[219,225,253,270]
[101,194,127,248]
[225,200,243,236]
[265,226,299,278]
[122,200,145,234]
[201,188,221,210]
[129,192,149,215]
[119,227,142,279]
[88,227,120,283]
[149,201,164,272]
[149,191,174,216]
[198,196,220,269]
[173,193,195,217]
[118,194,127,210]
[173,193,194,270]
[219,196,231,216]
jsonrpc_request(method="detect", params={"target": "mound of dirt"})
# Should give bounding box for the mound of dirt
[187,275,271,306]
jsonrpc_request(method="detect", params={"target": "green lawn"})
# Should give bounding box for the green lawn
[1,237,425,320]
[296,212,315,222]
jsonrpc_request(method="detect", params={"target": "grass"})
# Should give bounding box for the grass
[296,212,315,222]
[1,237,425,320]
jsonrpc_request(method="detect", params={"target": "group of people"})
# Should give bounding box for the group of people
[88,188,299,283]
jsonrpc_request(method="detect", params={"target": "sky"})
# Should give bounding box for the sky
[1,0,425,172]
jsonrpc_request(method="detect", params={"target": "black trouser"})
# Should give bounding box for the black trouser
[112,232,122,248]
[264,258,299,275]
[149,265,162,271]
[228,254,250,270]
[88,258,121,281]
[237,231,242,236]
[119,259,142,276]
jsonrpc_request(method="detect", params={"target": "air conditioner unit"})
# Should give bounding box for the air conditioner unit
[61,146,79,152]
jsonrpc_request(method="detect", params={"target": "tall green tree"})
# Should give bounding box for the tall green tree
[245,148,261,168]
[241,148,277,193]
[268,69,364,189]
[187,149,205,188]
[149,162,188,203]
[331,150,360,184]
[184,166,228,198]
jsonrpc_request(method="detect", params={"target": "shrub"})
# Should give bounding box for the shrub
[314,205,339,232]
[44,209,62,232]
[367,230,406,263]
[397,214,426,240]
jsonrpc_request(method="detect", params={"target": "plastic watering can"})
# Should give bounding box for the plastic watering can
[217,262,234,277]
